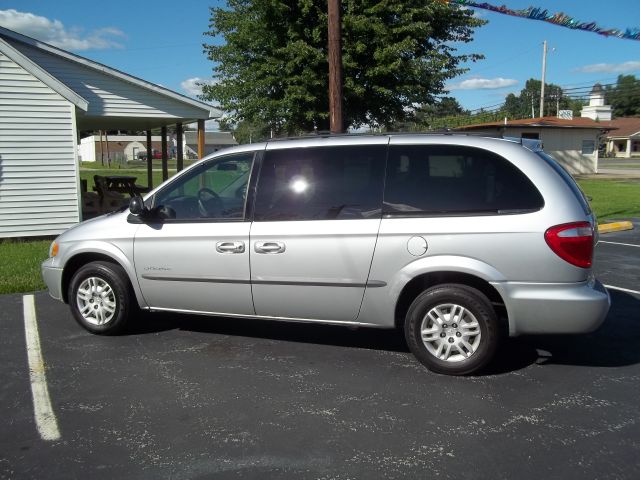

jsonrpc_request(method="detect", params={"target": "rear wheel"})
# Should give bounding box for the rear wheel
[68,261,132,335]
[405,284,499,375]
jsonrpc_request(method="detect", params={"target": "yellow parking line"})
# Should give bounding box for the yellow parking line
[598,221,634,234]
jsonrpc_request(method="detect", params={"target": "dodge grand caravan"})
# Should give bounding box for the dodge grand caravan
[42,135,610,375]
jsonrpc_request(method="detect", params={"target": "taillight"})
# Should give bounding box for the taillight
[544,222,594,268]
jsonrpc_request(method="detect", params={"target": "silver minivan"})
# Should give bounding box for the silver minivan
[42,135,610,375]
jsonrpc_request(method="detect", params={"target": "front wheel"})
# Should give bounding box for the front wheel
[68,261,132,335]
[405,284,499,375]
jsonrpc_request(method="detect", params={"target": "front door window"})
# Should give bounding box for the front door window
[154,152,254,220]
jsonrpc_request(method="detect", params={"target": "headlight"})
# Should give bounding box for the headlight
[50,241,59,257]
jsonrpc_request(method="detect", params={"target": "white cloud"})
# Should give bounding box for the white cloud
[574,61,640,74]
[180,77,216,97]
[0,9,125,50]
[447,77,518,90]
[448,77,519,90]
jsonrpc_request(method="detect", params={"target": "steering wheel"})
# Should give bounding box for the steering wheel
[197,187,222,216]
[235,184,247,200]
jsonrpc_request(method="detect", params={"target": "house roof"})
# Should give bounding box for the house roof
[0,37,89,110]
[605,117,640,138]
[455,116,615,131]
[184,131,238,145]
[0,26,220,128]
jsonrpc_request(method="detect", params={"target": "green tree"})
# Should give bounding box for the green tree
[500,79,579,119]
[202,0,485,134]
[605,75,640,117]
[220,118,271,144]
[412,96,467,130]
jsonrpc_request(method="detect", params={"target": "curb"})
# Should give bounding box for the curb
[598,221,634,234]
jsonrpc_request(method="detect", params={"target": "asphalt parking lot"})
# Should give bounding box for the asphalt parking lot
[1,224,639,479]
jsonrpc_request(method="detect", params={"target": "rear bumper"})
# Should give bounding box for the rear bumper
[41,259,64,301]
[494,279,610,336]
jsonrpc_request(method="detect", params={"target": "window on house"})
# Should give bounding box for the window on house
[582,140,596,155]
[521,133,540,140]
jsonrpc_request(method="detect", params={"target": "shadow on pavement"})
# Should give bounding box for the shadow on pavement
[486,290,640,374]
[125,289,639,374]
[128,309,410,353]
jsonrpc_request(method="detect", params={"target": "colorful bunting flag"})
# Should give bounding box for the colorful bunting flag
[446,0,640,41]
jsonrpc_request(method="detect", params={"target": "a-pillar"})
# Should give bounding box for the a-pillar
[161,126,169,181]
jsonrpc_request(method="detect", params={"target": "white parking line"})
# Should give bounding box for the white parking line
[599,241,640,248]
[23,294,61,441]
[604,285,640,296]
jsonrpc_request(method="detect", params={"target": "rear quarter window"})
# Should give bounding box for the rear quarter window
[384,145,544,216]
[536,151,592,215]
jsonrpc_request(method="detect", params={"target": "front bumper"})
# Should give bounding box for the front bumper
[41,258,64,301]
[494,279,611,336]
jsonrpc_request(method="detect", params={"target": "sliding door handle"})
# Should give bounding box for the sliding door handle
[254,241,286,254]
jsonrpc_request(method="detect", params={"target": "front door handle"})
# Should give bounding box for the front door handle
[254,241,286,254]
[216,241,245,254]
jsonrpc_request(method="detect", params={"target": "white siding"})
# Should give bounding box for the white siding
[0,53,79,237]
[537,129,599,175]
[9,41,209,119]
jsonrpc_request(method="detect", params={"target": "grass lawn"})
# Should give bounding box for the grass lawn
[80,160,197,190]
[576,178,640,221]
[80,162,241,192]
[80,167,168,190]
[0,240,50,294]
[80,163,181,190]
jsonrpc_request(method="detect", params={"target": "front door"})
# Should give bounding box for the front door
[249,141,387,322]
[134,151,257,315]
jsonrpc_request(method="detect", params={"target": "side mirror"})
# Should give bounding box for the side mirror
[129,195,146,215]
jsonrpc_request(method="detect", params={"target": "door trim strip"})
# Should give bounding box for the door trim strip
[141,274,386,288]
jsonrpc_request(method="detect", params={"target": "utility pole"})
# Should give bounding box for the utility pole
[530,93,535,118]
[328,0,344,133]
[539,40,548,118]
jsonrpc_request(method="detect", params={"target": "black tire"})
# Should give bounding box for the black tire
[404,284,499,375]
[68,261,133,335]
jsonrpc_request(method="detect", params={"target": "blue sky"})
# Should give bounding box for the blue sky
[1,0,639,113]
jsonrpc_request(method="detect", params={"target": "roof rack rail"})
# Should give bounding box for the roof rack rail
[266,131,505,142]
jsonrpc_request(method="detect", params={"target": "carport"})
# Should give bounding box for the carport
[0,26,219,237]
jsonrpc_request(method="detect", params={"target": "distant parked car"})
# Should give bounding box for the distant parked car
[42,134,610,375]
[137,150,162,160]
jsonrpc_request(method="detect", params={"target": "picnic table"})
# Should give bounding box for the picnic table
[94,175,151,197]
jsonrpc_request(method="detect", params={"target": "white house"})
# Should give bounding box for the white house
[455,117,614,174]
[183,131,238,158]
[580,83,613,122]
[77,131,238,162]
[78,135,167,163]
[605,117,640,158]
[0,26,219,238]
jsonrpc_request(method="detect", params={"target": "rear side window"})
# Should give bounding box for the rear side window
[384,145,544,216]
[254,145,386,221]
[536,151,591,215]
